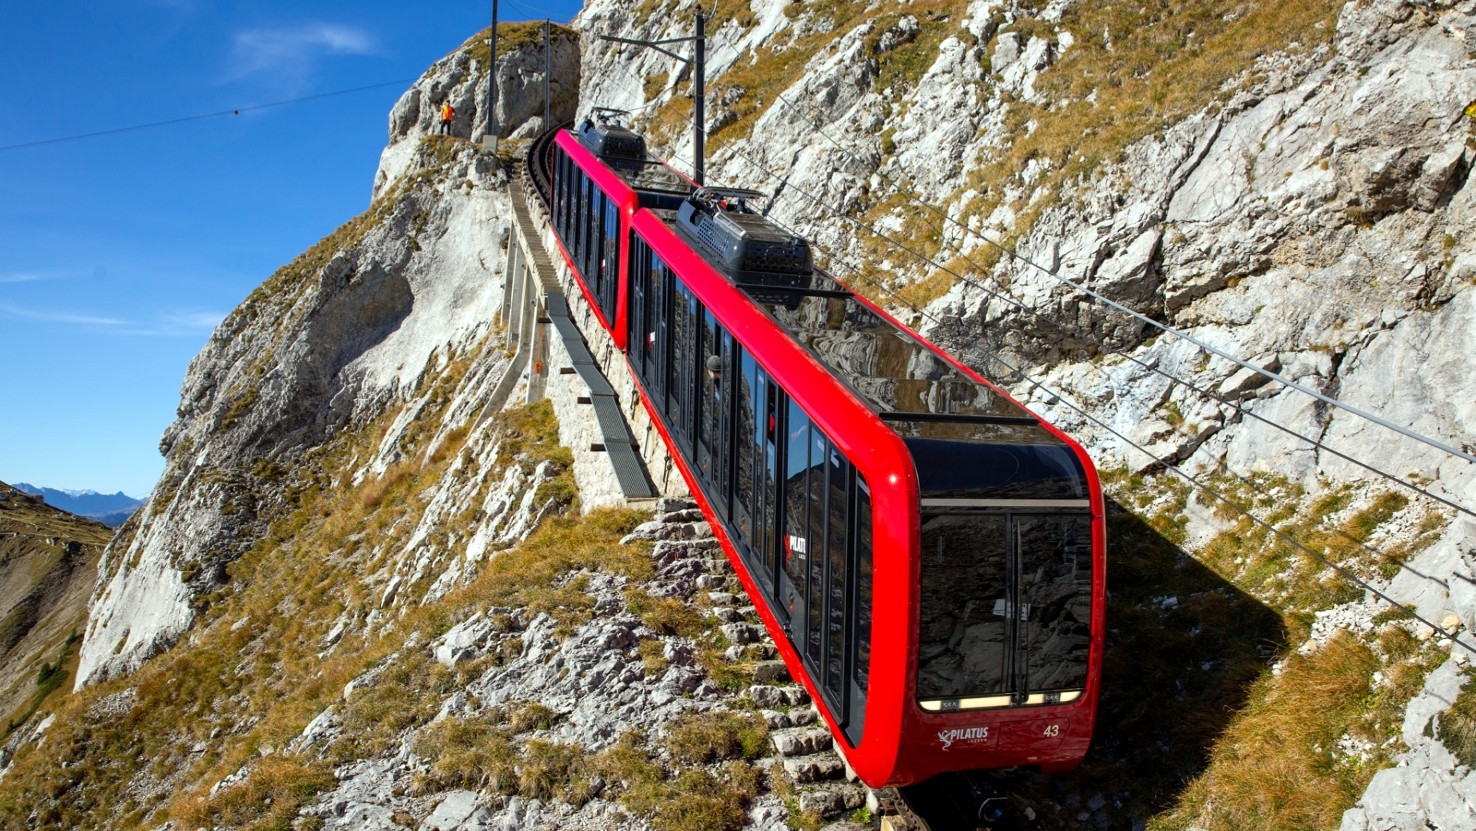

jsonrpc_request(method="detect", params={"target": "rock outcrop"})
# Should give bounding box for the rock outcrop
[577,0,1476,826]
[74,31,573,689]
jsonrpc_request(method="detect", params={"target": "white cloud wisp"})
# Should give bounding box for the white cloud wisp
[228,22,377,83]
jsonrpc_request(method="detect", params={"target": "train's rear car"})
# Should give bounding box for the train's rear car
[547,114,690,341]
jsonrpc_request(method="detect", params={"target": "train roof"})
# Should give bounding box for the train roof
[648,209,1087,500]
[760,291,1087,501]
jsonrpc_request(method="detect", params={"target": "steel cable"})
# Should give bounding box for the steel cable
[749,84,1476,466]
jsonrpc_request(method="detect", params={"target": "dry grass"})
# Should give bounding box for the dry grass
[962,0,1343,234]
[173,756,335,831]
[0,347,586,829]
[509,700,559,733]
[413,715,519,793]
[663,710,770,764]
[460,22,577,64]
[586,730,761,831]
[626,586,708,638]
[1193,480,1435,616]
[1057,471,1451,831]
[1154,630,1439,831]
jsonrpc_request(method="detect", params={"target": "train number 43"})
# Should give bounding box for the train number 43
[1042,724,1060,737]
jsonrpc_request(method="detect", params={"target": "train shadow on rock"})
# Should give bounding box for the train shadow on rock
[1010,498,1287,829]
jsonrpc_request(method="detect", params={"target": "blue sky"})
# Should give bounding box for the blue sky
[0,0,582,498]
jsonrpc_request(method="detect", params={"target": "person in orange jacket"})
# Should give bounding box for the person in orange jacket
[438,101,455,135]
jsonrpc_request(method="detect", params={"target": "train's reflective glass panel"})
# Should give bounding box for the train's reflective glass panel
[761,294,1031,422]
[1017,515,1092,692]
[917,512,1092,706]
[917,514,1010,699]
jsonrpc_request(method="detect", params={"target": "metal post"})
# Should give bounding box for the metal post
[597,11,708,184]
[694,10,705,186]
[485,0,500,147]
[544,20,551,131]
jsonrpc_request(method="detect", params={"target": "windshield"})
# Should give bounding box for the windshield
[917,512,1092,708]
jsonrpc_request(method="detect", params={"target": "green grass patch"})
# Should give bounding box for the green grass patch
[1433,666,1476,768]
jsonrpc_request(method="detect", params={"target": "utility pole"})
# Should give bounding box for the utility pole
[544,19,551,131]
[484,0,500,149]
[693,10,705,185]
[600,6,709,185]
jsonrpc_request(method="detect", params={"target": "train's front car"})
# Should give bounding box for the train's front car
[761,287,1106,784]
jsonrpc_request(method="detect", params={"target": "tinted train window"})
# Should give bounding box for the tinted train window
[734,351,757,552]
[602,195,619,316]
[669,282,698,444]
[628,235,649,378]
[825,448,848,701]
[1017,516,1092,692]
[781,399,809,634]
[806,427,827,665]
[854,480,872,694]
[916,511,1093,706]
[917,514,1010,700]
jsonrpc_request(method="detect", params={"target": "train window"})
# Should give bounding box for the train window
[758,369,779,595]
[602,195,619,317]
[669,281,700,447]
[734,350,756,553]
[697,312,729,516]
[628,235,646,377]
[824,446,848,702]
[781,400,810,638]
[583,177,595,281]
[806,427,827,666]
[589,193,603,307]
[851,477,873,721]
[716,330,733,514]
[1016,515,1092,692]
[652,252,669,404]
[915,511,1091,708]
[916,514,1010,701]
[697,311,717,488]
[562,153,573,237]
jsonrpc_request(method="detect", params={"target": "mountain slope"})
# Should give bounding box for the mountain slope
[0,482,111,744]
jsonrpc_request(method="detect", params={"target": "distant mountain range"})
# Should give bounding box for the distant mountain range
[12,483,143,527]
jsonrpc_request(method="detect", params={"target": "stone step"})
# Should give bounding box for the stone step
[771,727,831,757]
[797,783,867,819]
[752,660,789,684]
[782,755,846,783]
[746,683,809,709]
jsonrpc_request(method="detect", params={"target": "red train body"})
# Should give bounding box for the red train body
[530,120,1106,788]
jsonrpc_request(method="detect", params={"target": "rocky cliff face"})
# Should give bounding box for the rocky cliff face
[581,0,1476,826]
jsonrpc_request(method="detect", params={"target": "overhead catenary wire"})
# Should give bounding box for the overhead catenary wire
[595,68,1474,653]
[747,83,1476,467]
[0,79,422,154]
